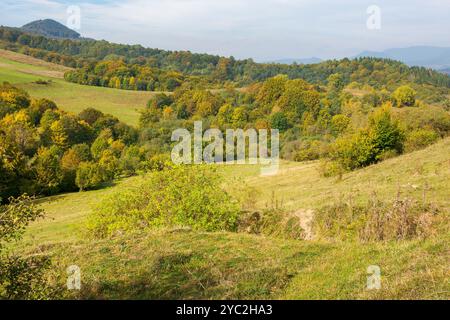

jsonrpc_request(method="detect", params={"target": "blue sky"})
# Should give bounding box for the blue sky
[1,0,449,61]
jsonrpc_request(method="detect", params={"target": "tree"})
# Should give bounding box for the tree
[212,57,232,82]
[368,103,404,157]
[256,75,288,114]
[231,107,248,127]
[29,98,57,125]
[270,112,289,132]
[0,110,38,156]
[275,79,320,121]
[147,93,173,110]
[392,85,416,107]
[90,129,112,159]
[33,146,63,194]
[99,149,119,180]
[217,104,234,126]
[0,134,28,201]
[78,107,104,125]
[331,114,350,135]
[332,104,404,170]
[327,73,345,92]
[61,144,91,191]
[0,84,30,118]
[75,161,105,191]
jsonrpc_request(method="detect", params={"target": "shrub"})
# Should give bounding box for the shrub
[318,159,345,178]
[87,166,241,237]
[0,195,55,299]
[392,85,416,107]
[404,128,439,152]
[331,104,404,170]
[332,129,376,170]
[294,140,330,161]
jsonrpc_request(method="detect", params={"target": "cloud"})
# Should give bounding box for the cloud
[1,0,449,60]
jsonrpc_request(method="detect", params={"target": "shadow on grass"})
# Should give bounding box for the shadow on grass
[72,244,329,300]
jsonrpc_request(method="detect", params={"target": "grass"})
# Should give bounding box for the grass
[12,138,450,299]
[224,137,450,212]
[0,49,157,126]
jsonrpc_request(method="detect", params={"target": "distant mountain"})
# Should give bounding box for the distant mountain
[439,67,450,75]
[356,46,450,70]
[21,19,80,39]
[266,57,322,65]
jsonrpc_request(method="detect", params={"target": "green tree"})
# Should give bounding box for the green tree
[33,146,63,194]
[90,129,112,159]
[331,114,350,135]
[78,107,104,125]
[29,98,57,125]
[327,73,345,92]
[217,104,234,126]
[275,79,320,121]
[368,104,404,157]
[231,107,248,127]
[255,75,288,114]
[270,112,290,132]
[75,161,105,191]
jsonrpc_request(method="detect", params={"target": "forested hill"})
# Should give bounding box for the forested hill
[21,19,80,39]
[1,25,450,90]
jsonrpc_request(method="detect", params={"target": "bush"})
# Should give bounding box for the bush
[331,104,404,170]
[404,128,439,152]
[0,195,56,299]
[332,129,376,170]
[294,140,330,161]
[392,85,416,107]
[87,166,241,237]
[318,160,345,178]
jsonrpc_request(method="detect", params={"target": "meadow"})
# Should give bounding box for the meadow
[14,137,450,299]
[0,49,156,126]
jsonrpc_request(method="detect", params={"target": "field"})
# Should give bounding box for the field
[15,137,450,299]
[0,49,157,126]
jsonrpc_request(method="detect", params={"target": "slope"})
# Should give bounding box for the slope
[0,49,158,126]
[13,138,450,300]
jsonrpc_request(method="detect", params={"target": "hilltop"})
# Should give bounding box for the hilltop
[21,19,80,39]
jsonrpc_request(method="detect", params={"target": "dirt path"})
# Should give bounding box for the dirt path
[292,209,315,240]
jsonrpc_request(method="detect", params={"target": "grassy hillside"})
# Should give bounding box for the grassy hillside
[0,49,157,126]
[15,137,450,299]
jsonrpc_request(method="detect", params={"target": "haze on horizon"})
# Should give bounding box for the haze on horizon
[1,0,449,61]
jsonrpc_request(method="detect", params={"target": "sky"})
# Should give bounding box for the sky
[1,0,449,61]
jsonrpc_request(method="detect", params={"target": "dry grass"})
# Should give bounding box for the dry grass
[0,49,71,74]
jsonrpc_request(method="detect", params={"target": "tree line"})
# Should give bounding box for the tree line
[1,26,450,93]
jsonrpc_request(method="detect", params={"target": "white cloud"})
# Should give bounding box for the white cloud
[1,0,449,60]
